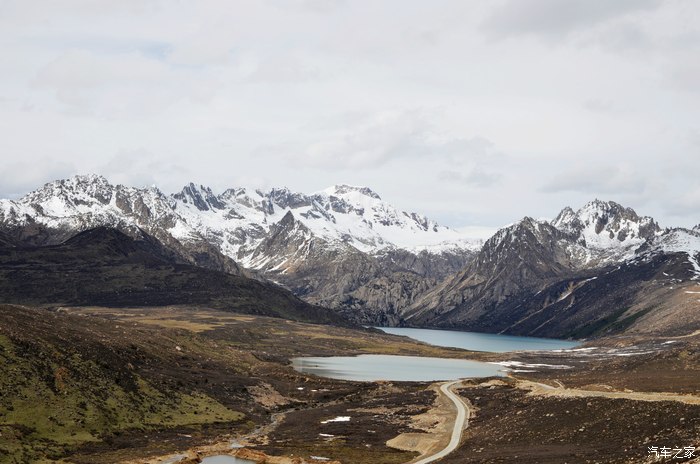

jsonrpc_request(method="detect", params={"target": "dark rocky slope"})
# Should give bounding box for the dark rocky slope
[0,227,346,326]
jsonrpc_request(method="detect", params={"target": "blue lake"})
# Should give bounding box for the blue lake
[292,328,577,382]
[376,327,579,353]
[292,354,504,381]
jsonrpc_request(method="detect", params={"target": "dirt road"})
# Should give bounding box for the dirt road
[412,380,469,464]
[519,379,700,404]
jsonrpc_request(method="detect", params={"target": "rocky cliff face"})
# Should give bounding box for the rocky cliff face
[404,201,700,338]
[404,217,575,326]
[551,199,660,266]
[0,175,479,321]
[0,175,243,275]
[4,176,697,337]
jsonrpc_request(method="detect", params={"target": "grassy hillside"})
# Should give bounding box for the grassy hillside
[0,305,464,463]
[0,305,250,463]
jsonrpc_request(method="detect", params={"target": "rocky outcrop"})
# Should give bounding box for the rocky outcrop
[405,217,575,327]
[403,201,700,338]
[0,175,478,321]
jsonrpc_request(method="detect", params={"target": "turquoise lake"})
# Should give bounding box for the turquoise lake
[377,327,579,353]
[292,354,504,381]
[291,327,577,382]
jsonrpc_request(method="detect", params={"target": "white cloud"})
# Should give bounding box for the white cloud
[482,0,661,41]
[35,50,168,89]
[0,158,76,199]
[0,0,699,228]
[257,109,503,177]
[33,50,183,117]
[439,167,501,188]
[247,53,322,83]
[540,164,648,195]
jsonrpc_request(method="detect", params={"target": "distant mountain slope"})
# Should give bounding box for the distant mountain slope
[0,176,243,275]
[406,200,700,338]
[0,227,347,326]
[3,176,699,338]
[0,175,480,319]
[0,230,16,247]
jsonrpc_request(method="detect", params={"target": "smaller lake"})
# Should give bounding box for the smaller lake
[200,456,254,464]
[377,327,579,353]
[292,354,504,381]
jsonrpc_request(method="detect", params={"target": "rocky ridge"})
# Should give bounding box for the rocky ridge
[405,200,700,338]
[0,175,480,321]
[2,175,699,337]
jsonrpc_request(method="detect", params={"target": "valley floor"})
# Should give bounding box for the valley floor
[1,305,699,464]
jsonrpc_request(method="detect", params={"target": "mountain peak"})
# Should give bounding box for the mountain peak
[578,199,640,220]
[173,183,224,211]
[267,187,312,209]
[63,225,139,247]
[550,199,660,254]
[552,199,649,230]
[71,173,111,185]
[39,173,112,192]
[22,173,116,207]
[326,184,381,200]
[551,206,576,229]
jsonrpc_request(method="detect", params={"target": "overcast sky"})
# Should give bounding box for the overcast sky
[1,0,699,231]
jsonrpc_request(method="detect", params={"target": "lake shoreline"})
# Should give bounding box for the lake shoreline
[375,326,580,352]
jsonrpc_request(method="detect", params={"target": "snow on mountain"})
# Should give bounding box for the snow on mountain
[170,183,270,258]
[0,175,480,270]
[167,181,482,266]
[551,199,661,265]
[0,174,194,237]
[4,175,694,280]
[475,199,679,273]
[307,184,478,253]
[655,228,700,279]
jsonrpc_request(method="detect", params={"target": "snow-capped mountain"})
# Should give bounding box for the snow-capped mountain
[549,200,699,279]
[551,199,661,265]
[168,182,480,263]
[0,175,242,274]
[654,227,700,280]
[405,200,700,337]
[0,175,479,255]
[0,174,481,319]
[3,175,698,335]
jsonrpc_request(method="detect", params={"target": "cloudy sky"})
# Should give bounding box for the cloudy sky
[1,0,699,231]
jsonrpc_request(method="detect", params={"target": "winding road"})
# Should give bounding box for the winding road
[519,379,700,404]
[413,380,469,464]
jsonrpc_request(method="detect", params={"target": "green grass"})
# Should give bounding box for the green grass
[606,307,654,333]
[0,333,242,463]
[565,306,655,339]
[565,307,630,339]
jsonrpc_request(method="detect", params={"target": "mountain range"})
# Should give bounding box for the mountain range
[1,174,699,338]
[406,202,700,338]
[0,174,480,324]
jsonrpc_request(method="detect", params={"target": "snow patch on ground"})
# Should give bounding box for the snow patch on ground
[551,347,598,353]
[490,361,573,369]
[320,416,351,424]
